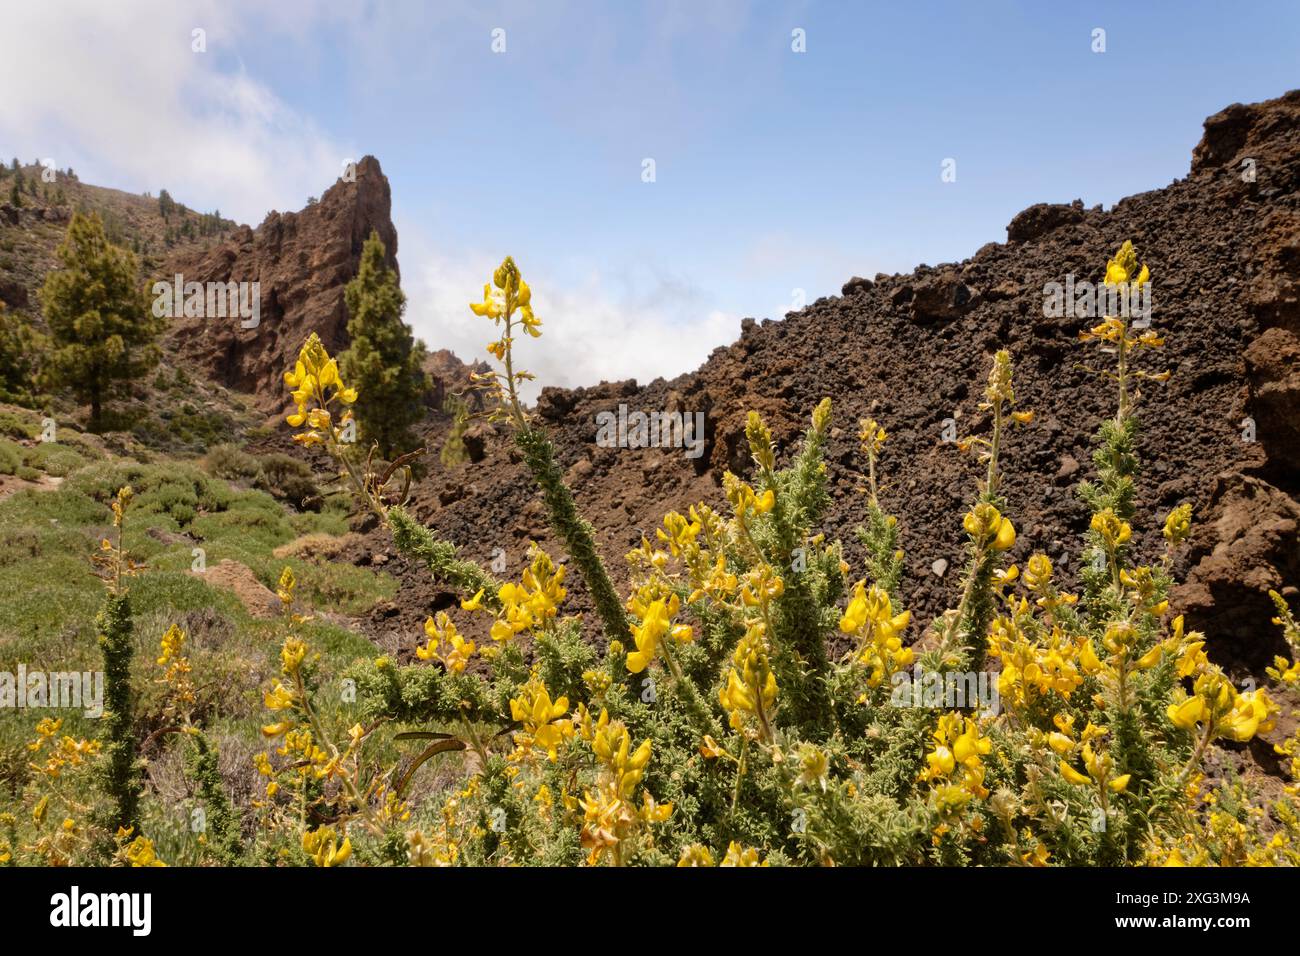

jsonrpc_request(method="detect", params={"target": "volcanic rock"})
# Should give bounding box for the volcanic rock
[164,155,398,408]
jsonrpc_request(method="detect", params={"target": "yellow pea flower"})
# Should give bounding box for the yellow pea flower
[626,598,671,674]
[1163,504,1192,546]
[1167,696,1208,732]
[1091,510,1132,548]
[302,827,352,867]
[1047,732,1075,755]
[1059,761,1091,786]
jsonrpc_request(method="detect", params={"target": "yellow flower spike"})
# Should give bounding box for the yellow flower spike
[811,397,833,435]
[1163,504,1192,546]
[745,411,776,472]
[984,349,1015,405]
[156,623,186,666]
[1105,241,1140,286]
[1091,510,1132,548]
[859,417,887,455]
[280,637,307,675]
[1109,774,1131,793]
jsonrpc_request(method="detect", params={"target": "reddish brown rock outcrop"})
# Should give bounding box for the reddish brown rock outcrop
[163,156,398,408]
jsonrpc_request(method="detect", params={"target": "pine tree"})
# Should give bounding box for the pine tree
[0,301,46,405]
[338,230,429,459]
[40,212,161,429]
[158,188,175,220]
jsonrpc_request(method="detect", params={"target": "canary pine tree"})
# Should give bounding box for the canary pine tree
[40,211,159,430]
[338,230,429,459]
[0,301,46,405]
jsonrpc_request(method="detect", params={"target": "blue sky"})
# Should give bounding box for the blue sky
[3,1,1298,395]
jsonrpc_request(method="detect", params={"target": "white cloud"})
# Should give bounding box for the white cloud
[402,234,740,404]
[0,0,348,224]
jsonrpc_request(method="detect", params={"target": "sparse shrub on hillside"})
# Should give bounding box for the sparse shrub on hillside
[337,229,429,460]
[40,211,162,430]
[250,243,1295,867]
[203,442,259,482]
[20,440,91,478]
[0,440,20,475]
[0,410,38,440]
[253,452,321,511]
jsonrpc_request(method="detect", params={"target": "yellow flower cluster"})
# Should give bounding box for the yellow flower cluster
[988,613,1088,709]
[302,826,352,867]
[509,673,574,761]
[469,545,566,645]
[1051,716,1130,794]
[625,591,693,674]
[839,580,913,685]
[578,710,669,865]
[27,718,100,778]
[417,611,476,673]
[155,623,196,719]
[963,502,1017,552]
[119,833,166,868]
[468,257,539,424]
[723,471,775,518]
[920,714,993,812]
[718,625,778,741]
[1166,672,1278,743]
[955,350,1033,471]
[284,332,358,447]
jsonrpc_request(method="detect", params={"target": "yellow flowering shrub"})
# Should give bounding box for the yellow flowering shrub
[232,243,1296,867]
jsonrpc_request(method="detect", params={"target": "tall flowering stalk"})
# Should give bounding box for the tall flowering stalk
[89,487,144,857]
[469,257,629,647]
